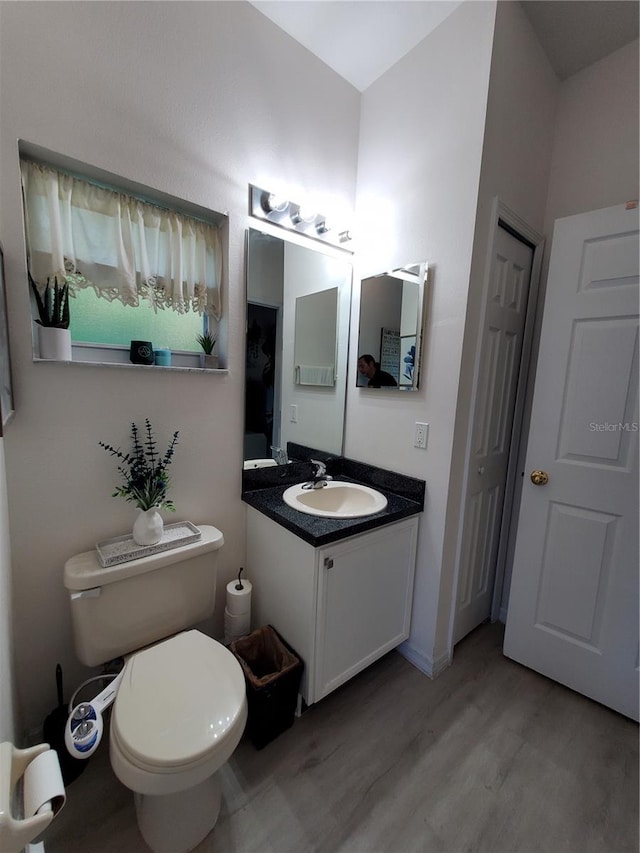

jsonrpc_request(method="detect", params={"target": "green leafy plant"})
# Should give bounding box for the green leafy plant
[29,273,70,329]
[196,331,217,354]
[99,419,179,512]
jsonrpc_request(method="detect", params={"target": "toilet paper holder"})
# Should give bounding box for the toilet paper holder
[0,741,66,853]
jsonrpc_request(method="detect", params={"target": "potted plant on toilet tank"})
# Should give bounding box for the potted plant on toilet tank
[100,419,179,546]
[29,273,72,361]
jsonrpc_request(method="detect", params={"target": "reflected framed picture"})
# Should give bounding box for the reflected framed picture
[0,245,15,435]
[400,335,416,388]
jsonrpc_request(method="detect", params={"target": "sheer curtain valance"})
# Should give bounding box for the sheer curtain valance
[21,159,222,318]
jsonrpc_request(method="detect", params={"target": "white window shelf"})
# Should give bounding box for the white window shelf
[32,341,226,372]
[32,357,227,374]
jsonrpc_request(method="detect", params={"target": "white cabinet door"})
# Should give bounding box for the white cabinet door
[314,517,418,702]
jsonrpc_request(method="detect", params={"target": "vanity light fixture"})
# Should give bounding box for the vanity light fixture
[249,183,352,250]
[290,204,317,226]
[260,191,289,214]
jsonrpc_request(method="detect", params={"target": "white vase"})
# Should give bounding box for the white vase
[38,326,72,361]
[201,353,219,369]
[132,508,164,546]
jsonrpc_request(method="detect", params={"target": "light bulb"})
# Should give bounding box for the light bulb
[291,205,317,225]
[260,191,289,214]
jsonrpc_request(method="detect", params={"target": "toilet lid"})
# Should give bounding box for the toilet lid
[112,630,246,769]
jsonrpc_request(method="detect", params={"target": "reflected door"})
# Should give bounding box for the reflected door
[504,204,639,721]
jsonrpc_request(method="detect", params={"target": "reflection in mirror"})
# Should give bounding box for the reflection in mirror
[245,229,352,465]
[294,288,338,387]
[357,263,428,391]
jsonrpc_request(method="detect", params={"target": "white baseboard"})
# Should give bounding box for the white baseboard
[397,641,451,679]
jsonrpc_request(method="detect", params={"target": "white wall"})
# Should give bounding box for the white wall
[0,441,16,743]
[345,1,497,674]
[544,38,639,230]
[0,0,360,739]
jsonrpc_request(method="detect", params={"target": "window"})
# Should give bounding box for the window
[20,154,224,364]
[70,288,203,352]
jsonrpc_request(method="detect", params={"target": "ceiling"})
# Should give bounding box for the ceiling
[249,1,639,91]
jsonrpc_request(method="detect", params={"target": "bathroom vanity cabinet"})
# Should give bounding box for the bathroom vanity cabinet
[246,507,419,706]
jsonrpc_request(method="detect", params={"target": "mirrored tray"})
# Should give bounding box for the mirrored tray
[96,521,201,567]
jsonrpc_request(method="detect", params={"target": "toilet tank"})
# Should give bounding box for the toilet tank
[64,525,224,666]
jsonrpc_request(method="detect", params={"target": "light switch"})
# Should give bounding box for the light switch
[290,404,298,423]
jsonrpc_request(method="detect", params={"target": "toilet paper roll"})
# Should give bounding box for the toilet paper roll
[224,607,250,644]
[23,749,66,819]
[226,579,252,616]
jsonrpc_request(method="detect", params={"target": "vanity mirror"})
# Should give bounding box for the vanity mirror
[356,263,428,391]
[244,228,352,465]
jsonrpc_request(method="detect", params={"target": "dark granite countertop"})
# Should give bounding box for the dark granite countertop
[242,449,425,547]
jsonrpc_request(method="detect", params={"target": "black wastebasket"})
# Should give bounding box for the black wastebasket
[231,625,303,750]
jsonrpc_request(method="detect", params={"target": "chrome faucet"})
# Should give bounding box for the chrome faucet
[302,459,333,490]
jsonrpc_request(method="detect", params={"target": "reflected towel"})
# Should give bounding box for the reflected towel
[296,365,335,386]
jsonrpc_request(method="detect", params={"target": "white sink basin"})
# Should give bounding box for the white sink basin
[282,481,388,519]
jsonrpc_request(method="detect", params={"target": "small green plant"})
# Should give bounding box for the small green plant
[29,273,70,329]
[99,419,179,512]
[196,331,217,354]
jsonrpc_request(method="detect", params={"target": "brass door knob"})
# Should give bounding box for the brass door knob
[530,470,549,486]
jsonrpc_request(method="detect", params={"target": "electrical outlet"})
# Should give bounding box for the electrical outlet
[290,404,298,423]
[414,422,429,449]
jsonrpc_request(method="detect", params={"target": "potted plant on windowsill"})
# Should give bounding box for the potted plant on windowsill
[196,331,218,369]
[99,419,179,546]
[29,273,72,361]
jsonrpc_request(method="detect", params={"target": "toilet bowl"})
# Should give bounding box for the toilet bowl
[109,631,247,853]
[64,525,246,853]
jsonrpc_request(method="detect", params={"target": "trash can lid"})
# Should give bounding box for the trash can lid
[112,630,246,768]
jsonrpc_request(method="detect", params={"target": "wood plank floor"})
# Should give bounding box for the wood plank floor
[45,623,638,853]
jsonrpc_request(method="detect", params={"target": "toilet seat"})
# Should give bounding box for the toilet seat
[111,630,246,774]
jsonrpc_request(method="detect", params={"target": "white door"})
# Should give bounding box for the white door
[454,225,534,644]
[504,203,639,721]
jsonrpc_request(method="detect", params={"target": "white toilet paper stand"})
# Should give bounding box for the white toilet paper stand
[0,741,66,853]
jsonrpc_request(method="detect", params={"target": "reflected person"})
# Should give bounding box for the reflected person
[357,354,398,388]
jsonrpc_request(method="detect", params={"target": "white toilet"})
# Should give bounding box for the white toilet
[64,525,247,853]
